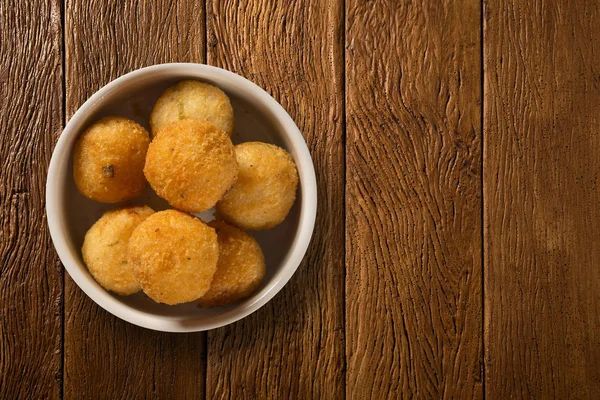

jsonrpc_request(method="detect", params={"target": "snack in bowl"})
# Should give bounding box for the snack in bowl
[47,65,317,331]
[73,116,150,203]
[197,220,266,307]
[144,119,239,213]
[216,142,299,230]
[127,210,219,305]
[149,80,235,137]
[82,206,155,295]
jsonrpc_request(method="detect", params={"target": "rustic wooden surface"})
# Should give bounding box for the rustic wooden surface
[345,0,483,398]
[484,0,600,398]
[0,0,64,398]
[1,0,600,399]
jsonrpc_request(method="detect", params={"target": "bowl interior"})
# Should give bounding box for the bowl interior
[60,71,303,323]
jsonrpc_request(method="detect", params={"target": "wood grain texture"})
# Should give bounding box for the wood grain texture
[64,1,206,398]
[346,1,483,398]
[484,0,600,398]
[206,0,345,398]
[0,0,63,398]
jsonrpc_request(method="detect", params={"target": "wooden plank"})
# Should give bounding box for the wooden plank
[484,0,600,397]
[64,1,206,398]
[206,1,345,398]
[346,1,483,398]
[0,1,63,398]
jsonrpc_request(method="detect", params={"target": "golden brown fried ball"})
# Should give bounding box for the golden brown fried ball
[149,80,234,137]
[82,206,155,296]
[216,142,298,230]
[73,116,150,203]
[144,119,238,213]
[197,220,266,307]
[127,210,219,305]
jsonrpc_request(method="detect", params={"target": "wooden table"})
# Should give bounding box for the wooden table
[2,0,599,398]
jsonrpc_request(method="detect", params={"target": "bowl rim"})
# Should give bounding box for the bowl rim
[46,63,317,332]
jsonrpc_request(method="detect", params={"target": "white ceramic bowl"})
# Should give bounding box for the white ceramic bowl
[46,63,317,332]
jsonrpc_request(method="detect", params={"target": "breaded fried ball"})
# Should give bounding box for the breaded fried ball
[150,80,234,137]
[198,220,266,307]
[127,210,219,305]
[216,142,298,230]
[82,206,154,296]
[73,116,150,203]
[144,119,238,213]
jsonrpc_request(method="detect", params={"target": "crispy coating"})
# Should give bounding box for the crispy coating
[198,220,266,307]
[127,210,219,305]
[149,80,234,137]
[82,206,154,295]
[73,116,150,203]
[144,119,238,213]
[216,142,298,230]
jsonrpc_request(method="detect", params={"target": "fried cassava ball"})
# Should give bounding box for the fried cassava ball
[82,206,155,295]
[127,210,219,305]
[216,142,298,230]
[150,80,234,137]
[73,116,150,203]
[144,119,238,213]
[197,220,266,307]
